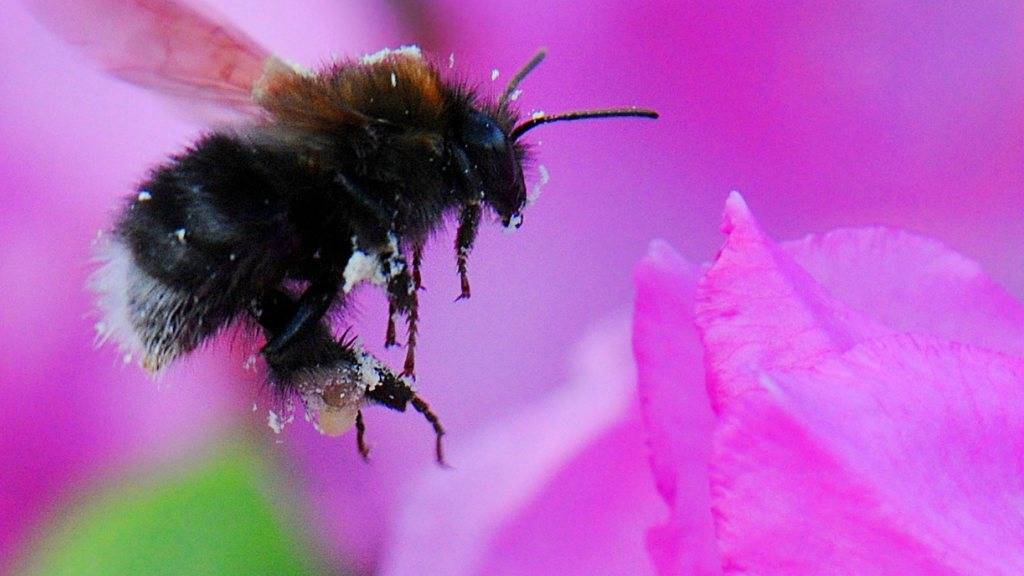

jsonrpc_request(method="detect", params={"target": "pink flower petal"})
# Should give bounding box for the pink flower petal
[633,241,722,576]
[713,334,1024,574]
[381,316,662,576]
[696,193,889,408]
[697,193,1024,409]
[784,227,1024,356]
[645,195,1024,574]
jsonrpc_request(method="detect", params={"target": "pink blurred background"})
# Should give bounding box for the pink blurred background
[3,0,1024,573]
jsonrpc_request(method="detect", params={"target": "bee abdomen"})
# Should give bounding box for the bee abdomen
[93,132,304,371]
[122,133,298,286]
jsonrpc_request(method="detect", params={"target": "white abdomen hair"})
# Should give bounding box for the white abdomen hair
[91,235,203,372]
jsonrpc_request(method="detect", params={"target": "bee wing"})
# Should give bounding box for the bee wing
[26,0,274,121]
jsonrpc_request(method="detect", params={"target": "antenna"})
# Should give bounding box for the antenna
[511,108,659,140]
[499,49,547,106]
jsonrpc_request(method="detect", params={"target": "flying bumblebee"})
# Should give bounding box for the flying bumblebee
[29,0,658,462]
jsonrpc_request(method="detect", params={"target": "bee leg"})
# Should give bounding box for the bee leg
[385,266,420,376]
[355,410,370,461]
[251,289,345,373]
[454,202,481,301]
[412,244,425,291]
[384,301,398,348]
[449,146,484,301]
[398,244,426,373]
[402,286,420,377]
[384,257,411,349]
[261,274,341,357]
[363,371,447,466]
[411,394,447,467]
[385,244,424,350]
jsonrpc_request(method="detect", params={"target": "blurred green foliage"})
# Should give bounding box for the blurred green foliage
[16,441,323,576]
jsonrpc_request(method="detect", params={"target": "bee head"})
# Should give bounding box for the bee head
[451,49,659,231]
[459,109,527,229]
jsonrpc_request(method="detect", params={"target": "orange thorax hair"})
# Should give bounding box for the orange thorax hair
[253,49,449,135]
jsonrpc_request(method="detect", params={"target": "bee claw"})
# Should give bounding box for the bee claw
[355,410,371,462]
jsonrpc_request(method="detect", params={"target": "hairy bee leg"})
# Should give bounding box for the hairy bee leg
[384,301,398,348]
[250,289,345,372]
[380,247,420,375]
[339,169,403,351]
[402,287,420,377]
[362,361,446,463]
[384,265,420,376]
[454,202,481,301]
[385,244,424,355]
[412,244,424,291]
[397,244,426,373]
[411,393,447,467]
[355,410,370,461]
[384,257,410,349]
[450,146,483,301]
[261,274,341,357]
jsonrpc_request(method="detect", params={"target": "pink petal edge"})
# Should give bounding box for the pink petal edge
[697,192,1024,410]
[696,193,890,409]
[634,241,722,576]
[783,227,1024,357]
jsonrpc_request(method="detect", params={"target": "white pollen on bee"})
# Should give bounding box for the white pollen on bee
[267,408,294,434]
[528,164,550,205]
[343,250,384,292]
[509,88,523,101]
[391,72,397,87]
[137,191,152,202]
[287,59,314,77]
[362,45,423,65]
[531,110,545,119]
[356,351,384,391]
[174,228,186,244]
[491,68,500,81]
[229,253,237,261]
[503,213,524,232]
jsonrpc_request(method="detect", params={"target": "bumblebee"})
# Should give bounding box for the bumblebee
[33,0,657,462]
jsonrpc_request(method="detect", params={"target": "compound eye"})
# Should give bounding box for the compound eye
[463,110,507,152]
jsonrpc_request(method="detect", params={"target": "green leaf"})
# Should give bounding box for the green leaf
[17,441,323,576]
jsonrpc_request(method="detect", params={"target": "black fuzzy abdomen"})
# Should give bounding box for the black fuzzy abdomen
[103,132,340,368]
[120,132,301,293]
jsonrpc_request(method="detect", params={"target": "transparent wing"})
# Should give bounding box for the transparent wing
[26,0,273,120]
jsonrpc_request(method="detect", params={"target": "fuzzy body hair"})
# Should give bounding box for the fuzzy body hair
[90,50,527,443]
